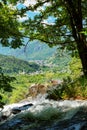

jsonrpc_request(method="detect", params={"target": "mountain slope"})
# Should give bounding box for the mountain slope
[0,40,57,61]
[46,49,71,71]
[0,54,40,74]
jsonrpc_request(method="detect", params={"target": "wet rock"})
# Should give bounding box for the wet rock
[11,103,33,114]
[19,103,33,110]
[0,102,33,124]
[1,99,87,130]
[11,108,21,114]
[0,117,23,130]
[0,115,8,122]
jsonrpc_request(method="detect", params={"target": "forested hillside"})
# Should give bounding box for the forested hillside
[0,54,40,74]
[0,51,72,74]
[45,49,71,72]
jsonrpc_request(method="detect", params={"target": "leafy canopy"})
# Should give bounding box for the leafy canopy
[19,0,87,76]
[0,0,23,107]
[21,0,87,49]
[0,0,87,50]
[0,0,25,48]
[0,0,87,107]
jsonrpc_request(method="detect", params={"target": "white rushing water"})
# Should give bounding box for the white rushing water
[1,94,87,130]
[1,95,87,124]
[1,94,87,117]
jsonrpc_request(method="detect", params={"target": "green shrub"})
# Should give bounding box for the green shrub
[10,87,27,103]
[47,76,87,100]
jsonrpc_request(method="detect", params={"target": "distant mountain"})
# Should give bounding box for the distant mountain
[0,40,57,61]
[0,40,71,73]
[0,54,40,74]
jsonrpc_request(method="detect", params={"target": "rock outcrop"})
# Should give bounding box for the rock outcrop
[1,96,87,130]
[26,84,48,98]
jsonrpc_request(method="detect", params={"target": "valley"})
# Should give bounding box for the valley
[0,0,87,129]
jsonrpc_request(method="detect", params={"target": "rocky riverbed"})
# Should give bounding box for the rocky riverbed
[0,94,87,130]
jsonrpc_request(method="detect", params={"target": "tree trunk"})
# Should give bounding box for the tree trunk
[65,0,87,76]
[77,38,87,76]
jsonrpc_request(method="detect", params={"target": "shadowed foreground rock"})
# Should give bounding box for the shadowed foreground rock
[0,107,87,130]
[0,98,87,130]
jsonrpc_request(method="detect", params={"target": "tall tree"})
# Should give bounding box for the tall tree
[0,0,24,107]
[21,0,87,76]
[0,0,87,76]
[0,0,87,106]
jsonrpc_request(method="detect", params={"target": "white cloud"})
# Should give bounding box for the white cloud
[18,14,29,22]
[41,19,55,26]
[24,0,42,13]
[24,0,36,6]
[44,2,51,7]
[42,19,48,24]
[24,0,50,8]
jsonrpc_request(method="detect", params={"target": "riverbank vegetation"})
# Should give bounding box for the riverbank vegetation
[0,56,87,104]
[0,0,87,108]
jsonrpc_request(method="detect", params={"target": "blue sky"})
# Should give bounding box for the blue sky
[17,2,39,20]
[17,1,56,24]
